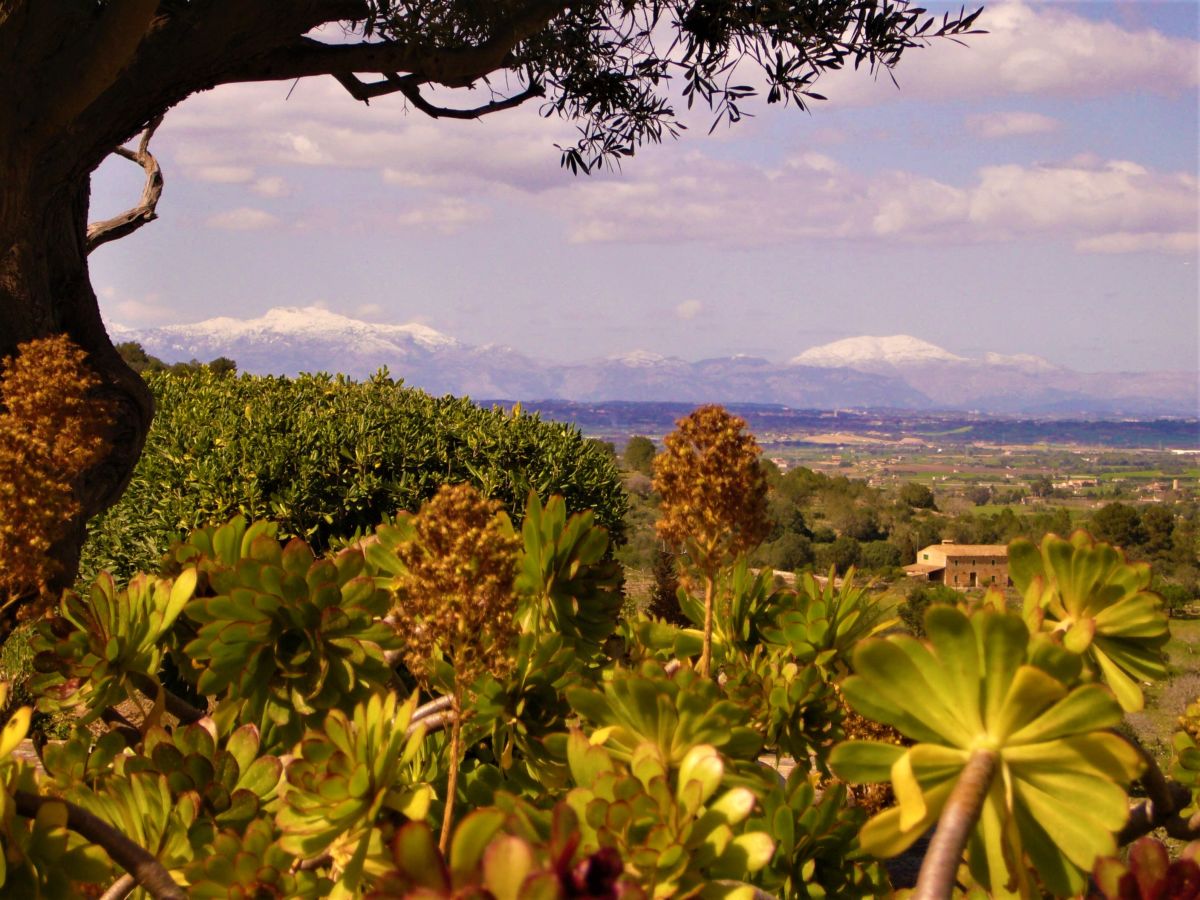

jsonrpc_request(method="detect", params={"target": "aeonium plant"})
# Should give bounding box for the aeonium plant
[830,598,1142,898]
[1010,530,1168,712]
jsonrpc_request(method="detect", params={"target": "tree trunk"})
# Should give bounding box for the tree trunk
[0,165,153,632]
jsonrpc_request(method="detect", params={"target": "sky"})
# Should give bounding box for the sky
[91,0,1200,374]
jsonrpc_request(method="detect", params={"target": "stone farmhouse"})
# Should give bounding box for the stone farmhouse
[904,541,1009,590]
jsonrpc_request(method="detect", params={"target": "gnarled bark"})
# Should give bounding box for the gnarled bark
[0,167,153,631]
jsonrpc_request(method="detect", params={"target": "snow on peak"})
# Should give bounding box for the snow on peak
[143,306,456,350]
[611,350,669,368]
[982,351,1060,373]
[790,335,967,368]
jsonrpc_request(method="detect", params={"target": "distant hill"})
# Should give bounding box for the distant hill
[111,309,1198,416]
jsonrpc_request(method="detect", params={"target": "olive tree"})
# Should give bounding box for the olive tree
[0,0,980,619]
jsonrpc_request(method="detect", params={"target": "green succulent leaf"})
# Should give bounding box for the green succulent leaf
[831,604,1142,895]
[1011,531,1168,712]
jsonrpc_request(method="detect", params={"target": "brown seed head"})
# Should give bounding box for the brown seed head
[392,483,521,689]
[0,336,111,602]
[652,404,769,573]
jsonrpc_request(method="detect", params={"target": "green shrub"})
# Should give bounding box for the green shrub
[860,540,901,572]
[80,371,626,580]
[814,535,861,573]
[1158,582,1195,616]
[757,532,814,572]
[897,582,960,637]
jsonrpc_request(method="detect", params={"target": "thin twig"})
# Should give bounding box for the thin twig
[13,791,185,899]
[98,873,136,900]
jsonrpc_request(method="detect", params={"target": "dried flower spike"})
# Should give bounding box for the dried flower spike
[391,482,521,689]
[389,482,521,852]
[0,335,111,609]
[653,405,768,675]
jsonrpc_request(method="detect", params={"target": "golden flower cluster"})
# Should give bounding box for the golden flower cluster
[653,404,769,574]
[0,335,111,604]
[391,483,522,689]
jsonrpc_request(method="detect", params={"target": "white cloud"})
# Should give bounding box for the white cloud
[1074,232,1199,256]
[189,165,255,183]
[395,198,490,234]
[966,111,1059,139]
[675,299,703,320]
[545,153,1198,255]
[205,207,280,230]
[160,79,571,193]
[967,160,1196,240]
[251,176,289,197]
[98,288,176,327]
[819,0,1199,106]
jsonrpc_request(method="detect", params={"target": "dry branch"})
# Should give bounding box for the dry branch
[86,116,163,253]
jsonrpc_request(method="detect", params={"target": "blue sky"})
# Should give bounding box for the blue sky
[91,1,1199,374]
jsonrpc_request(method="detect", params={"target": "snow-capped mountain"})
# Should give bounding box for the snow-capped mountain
[112,306,458,373]
[790,334,967,369]
[111,311,1197,415]
[790,334,1193,414]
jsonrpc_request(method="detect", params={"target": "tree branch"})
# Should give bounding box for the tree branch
[412,694,454,723]
[407,709,455,739]
[1117,739,1197,844]
[226,0,568,88]
[334,70,544,119]
[127,671,209,725]
[99,707,142,747]
[86,116,164,253]
[39,0,162,133]
[13,791,185,899]
[333,71,419,103]
[396,79,545,119]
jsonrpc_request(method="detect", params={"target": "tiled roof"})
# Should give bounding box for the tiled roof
[924,544,1008,557]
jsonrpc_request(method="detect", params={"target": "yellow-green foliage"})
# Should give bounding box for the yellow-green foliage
[0,335,110,605]
[81,370,627,582]
[1010,530,1169,712]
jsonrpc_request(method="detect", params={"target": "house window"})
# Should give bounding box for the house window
[969,572,977,587]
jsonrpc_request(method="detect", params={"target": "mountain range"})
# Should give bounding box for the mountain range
[110,307,1198,416]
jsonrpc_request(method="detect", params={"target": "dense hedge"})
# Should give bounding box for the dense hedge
[81,370,626,580]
